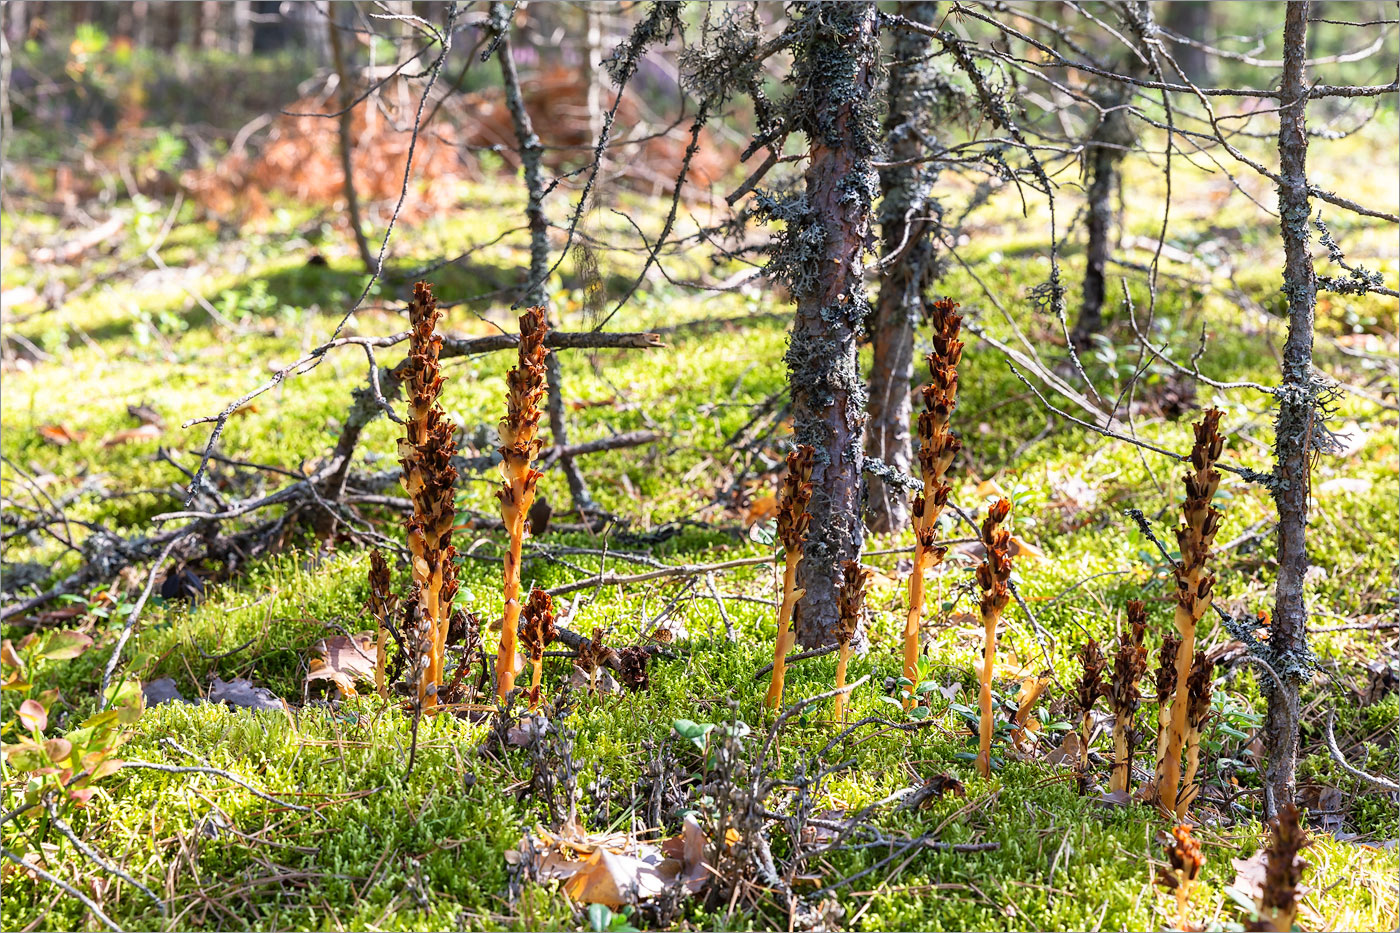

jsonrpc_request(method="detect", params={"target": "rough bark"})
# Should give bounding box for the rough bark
[783,3,881,648]
[492,2,598,516]
[1263,0,1318,820]
[866,0,942,534]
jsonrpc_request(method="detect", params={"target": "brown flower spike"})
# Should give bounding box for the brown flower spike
[1157,409,1226,817]
[1163,823,1205,929]
[519,587,556,710]
[1075,638,1106,792]
[367,549,400,701]
[1151,630,1182,799]
[495,307,549,702]
[903,298,963,707]
[975,498,1013,779]
[1177,651,1215,814]
[1247,802,1308,932]
[398,282,460,710]
[832,560,871,722]
[1107,601,1149,794]
[765,445,815,710]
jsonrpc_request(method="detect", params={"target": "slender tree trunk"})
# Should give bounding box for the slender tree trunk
[328,8,376,276]
[1263,0,1317,820]
[1162,0,1212,84]
[491,2,597,517]
[866,0,941,534]
[1072,119,1121,346]
[785,2,880,648]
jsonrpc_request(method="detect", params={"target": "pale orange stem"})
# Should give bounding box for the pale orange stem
[902,543,928,709]
[976,610,999,779]
[764,553,801,710]
[832,643,853,722]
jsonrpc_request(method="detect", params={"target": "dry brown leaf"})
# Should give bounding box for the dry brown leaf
[37,424,85,446]
[305,633,378,696]
[1044,730,1081,767]
[209,676,285,712]
[101,423,163,448]
[744,493,779,526]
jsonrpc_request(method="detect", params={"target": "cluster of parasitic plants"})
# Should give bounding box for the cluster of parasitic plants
[361,284,644,720]
[763,299,1013,778]
[1075,410,1225,817]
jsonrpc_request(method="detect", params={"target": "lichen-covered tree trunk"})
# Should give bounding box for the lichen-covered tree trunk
[1263,0,1318,819]
[785,2,880,648]
[866,0,941,534]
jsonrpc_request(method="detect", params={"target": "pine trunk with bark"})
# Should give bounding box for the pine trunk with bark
[784,2,881,648]
[1263,0,1318,819]
[866,0,941,534]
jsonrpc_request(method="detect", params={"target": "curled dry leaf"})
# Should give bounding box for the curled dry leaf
[101,423,164,448]
[305,633,379,697]
[143,677,190,707]
[209,676,285,712]
[510,815,710,908]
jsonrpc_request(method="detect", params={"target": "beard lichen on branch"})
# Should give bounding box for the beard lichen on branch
[398,282,460,712]
[495,307,549,703]
[1155,408,1226,817]
[764,445,814,711]
[902,297,962,708]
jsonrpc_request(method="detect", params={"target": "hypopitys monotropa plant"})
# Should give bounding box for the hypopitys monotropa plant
[1176,650,1215,817]
[832,560,871,723]
[519,587,556,710]
[495,307,549,702]
[1075,638,1106,792]
[1162,823,1204,930]
[1247,802,1308,932]
[765,445,814,710]
[399,282,460,711]
[368,549,400,701]
[1156,408,1226,815]
[1107,601,1148,795]
[1151,631,1182,799]
[974,498,1013,779]
[903,297,963,708]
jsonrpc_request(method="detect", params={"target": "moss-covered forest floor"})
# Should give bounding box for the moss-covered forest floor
[2,101,1397,932]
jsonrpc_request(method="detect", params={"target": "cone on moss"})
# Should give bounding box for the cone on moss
[519,587,556,710]
[495,307,549,702]
[1107,600,1148,794]
[902,298,963,707]
[367,549,399,701]
[398,282,460,711]
[975,498,1013,779]
[832,560,871,722]
[764,445,814,710]
[1156,408,1226,815]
